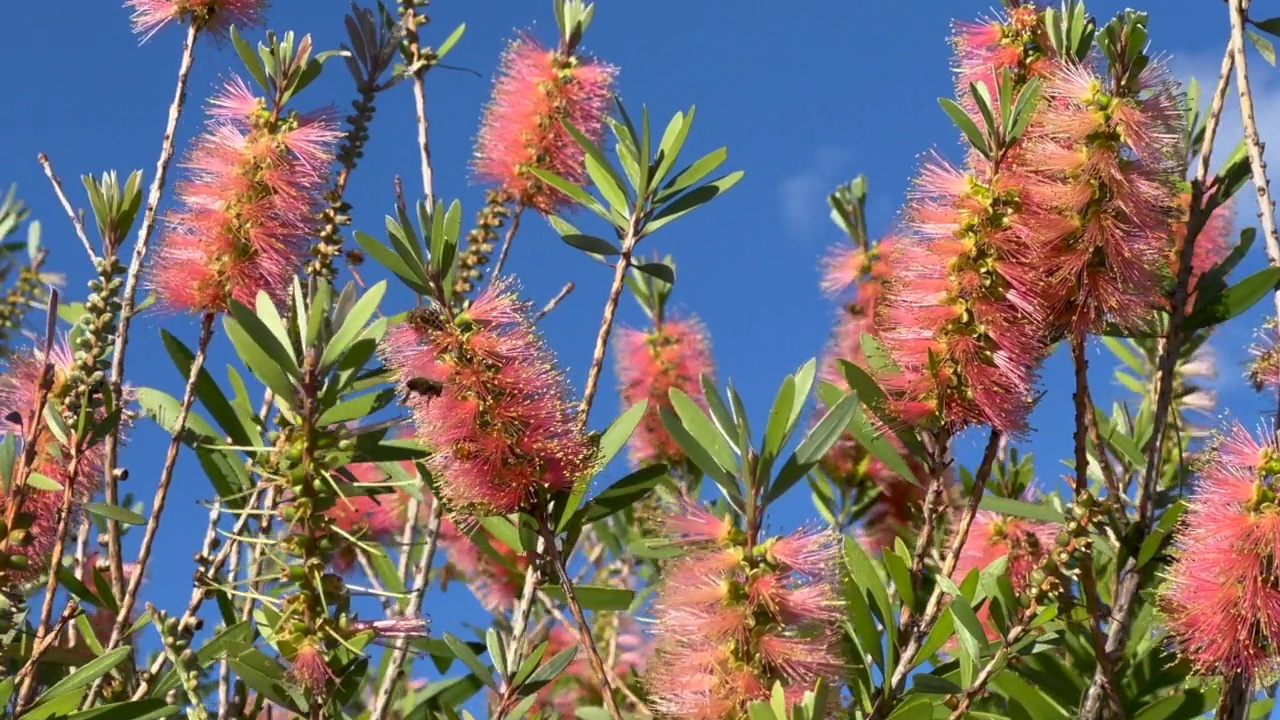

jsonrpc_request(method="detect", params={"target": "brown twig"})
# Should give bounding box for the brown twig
[869,430,999,720]
[1078,33,1235,720]
[535,282,575,323]
[36,153,97,263]
[14,449,86,710]
[540,519,626,720]
[102,22,200,609]
[490,205,524,279]
[401,1,436,207]
[578,221,640,430]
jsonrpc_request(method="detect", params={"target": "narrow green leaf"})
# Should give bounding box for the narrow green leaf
[1138,500,1187,567]
[83,502,144,526]
[1249,29,1277,66]
[978,494,1064,523]
[560,233,620,256]
[443,633,497,691]
[575,464,667,526]
[223,314,300,409]
[35,646,131,703]
[594,400,647,470]
[541,585,636,611]
[354,231,431,294]
[656,146,726,202]
[669,388,739,474]
[1184,266,1280,331]
[320,280,386,370]
[160,330,256,447]
[528,168,611,221]
[939,98,990,157]
[646,171,744,234]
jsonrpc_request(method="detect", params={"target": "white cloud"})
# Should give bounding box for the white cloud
[777,146,853,239]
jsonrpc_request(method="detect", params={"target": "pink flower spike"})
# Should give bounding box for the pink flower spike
[473,36,616,213]
[287,643,335,697]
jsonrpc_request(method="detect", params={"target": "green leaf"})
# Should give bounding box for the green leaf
[653,108,694,187]
[541,585,636,611]
[634,262,675,283]
[948,595,989,669]
[223,313,300,409]
[65,700,181,720]
[526,646,578,687]
[154,621,254,694]
[34,646,132,703]
[668,388,739,474]
[560,232,620,256]
[1184,266,1280,331]
[1249,29,1277,66]
[26,471,63,492]
[939,97,990,157]
[838,360,926,457]
[575,464,667,526]
[83,502,144,526]
[320,280,386,370]
[597,400,647,469]
[660,407,742,502]
[979,494,1064,523]
[230,26,271,94]
[528,168,610,221]
[882,542,915,614]
[585,153,630,215]
[646,171,744,234]
[762,376,797,464]
[354,230,430,294]
[991,671,1069,719]
[444,633,497,691]
[160,330,256,447]
[1138,500,1187,567]
[767,392,858,503]
[656,146,727,202]
[227,649,294,710]
[885,697,932,720]
[911,673,965,695]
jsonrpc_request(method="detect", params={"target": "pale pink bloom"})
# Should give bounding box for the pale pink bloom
[615,315,715,468]
[381,281,592,515]
[473,36,616,213]
[1174,192,1235,308]
[951,7,1052,128]
[1162,423,1280,680]
[1021,61,1185,333]
[646,504,844,718]
[951,507,1055,639]
[125,0,268,43]
[0,339,109,582]
[148,78,339,315]
[818,246,877,298]
[436,517,528,612]
[287,642,334,697]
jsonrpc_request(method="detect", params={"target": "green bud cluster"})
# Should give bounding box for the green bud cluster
[63,254,125,422]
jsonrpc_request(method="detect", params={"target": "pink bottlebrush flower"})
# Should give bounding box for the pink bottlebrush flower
[951,507,1055,639]
[875,158,1049,433]
[125,0,269,43]
[615,315,715,468]
[148,78,339,315]
[381,281,593,516]
[952,6,1049,86]
[1021,61,1185,334]
[287,642,335,697]
[0,339,109,582]
[436,517,528,613]
[1161,423,1280,681]
[473,36,616,213]
[646,504,844,718]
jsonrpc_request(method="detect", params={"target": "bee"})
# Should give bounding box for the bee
[403,377,444,402]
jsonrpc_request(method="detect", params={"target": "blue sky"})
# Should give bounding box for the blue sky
[3,0,1280,716]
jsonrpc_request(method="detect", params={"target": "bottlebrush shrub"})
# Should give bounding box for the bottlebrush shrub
[3,1,1280,720]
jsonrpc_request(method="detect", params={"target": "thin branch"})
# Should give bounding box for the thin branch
[102,22,200,607]
[535,282,575,323]
[535,591,652,717]
[401,1,435,206]
[15,450,86,710]
[369,501,444,720]
[869,430,999,720]
[541,519,625,720]
[102,311,215,656]
[578,221,640,430]
[36,153,97,263]
[490,205,524,279]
